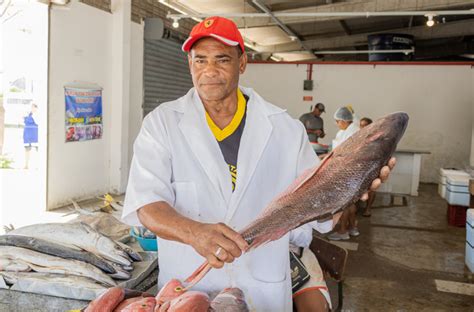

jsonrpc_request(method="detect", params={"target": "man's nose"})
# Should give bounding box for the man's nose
[202,62,219,77]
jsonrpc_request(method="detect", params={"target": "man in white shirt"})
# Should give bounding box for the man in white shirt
[122,17,393,310]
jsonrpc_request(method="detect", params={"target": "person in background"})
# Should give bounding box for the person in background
[346,105,359,125]
[360,117,372,129]
[290,222,337,312]
[360,117,375,217]
[328,107,360,240]
[299,103,326,143]
[23,103,38,169]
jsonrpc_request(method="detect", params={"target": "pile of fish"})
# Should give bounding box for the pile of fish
[0,222,142,287]
[185,112,409,288]
[84,284,248,312]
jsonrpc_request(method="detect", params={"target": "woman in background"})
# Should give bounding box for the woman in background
[328,107,360,241]
[23,103,38,169]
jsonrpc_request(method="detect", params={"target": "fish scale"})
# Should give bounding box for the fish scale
[184,112,409,289]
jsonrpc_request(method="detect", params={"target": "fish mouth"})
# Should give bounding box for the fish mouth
[103,251,132,267]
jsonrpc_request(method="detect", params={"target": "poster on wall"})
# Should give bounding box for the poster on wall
[64,85,103,142]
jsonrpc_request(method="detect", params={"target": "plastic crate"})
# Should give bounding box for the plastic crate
[438,168,469,199]
[467,209,474,272]
[447,204,467,227]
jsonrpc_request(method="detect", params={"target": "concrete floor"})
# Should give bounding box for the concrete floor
[336,184,474,311]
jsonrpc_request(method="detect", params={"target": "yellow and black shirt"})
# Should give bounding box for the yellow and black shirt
[206,89,247,192]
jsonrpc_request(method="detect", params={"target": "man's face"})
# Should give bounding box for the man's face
[313,107,321,116]
[188,37,247,102]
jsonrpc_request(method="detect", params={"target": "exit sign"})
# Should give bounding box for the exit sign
[303,96,313,101]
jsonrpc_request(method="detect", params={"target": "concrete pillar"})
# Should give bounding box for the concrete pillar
[471,68,474,167]
[109,0,131,193]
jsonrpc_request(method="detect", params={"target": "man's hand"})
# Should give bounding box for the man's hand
[187,222,248,269]
[360,157,396,201]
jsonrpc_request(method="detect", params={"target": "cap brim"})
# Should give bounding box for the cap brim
[182,33,239,52]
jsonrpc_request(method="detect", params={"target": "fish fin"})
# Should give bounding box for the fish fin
[262,152,334,212]
[291,152,333,193]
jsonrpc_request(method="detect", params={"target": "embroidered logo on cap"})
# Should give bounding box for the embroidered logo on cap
[204,19,214,28]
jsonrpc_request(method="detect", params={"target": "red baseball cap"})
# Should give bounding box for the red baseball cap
[182,16,245,53]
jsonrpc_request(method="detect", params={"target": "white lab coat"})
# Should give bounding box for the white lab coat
[122,86,322,311]
[332,122,360,150]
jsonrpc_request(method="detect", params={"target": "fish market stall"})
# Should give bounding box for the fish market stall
[0,200,160,312]
[0,268,158,311]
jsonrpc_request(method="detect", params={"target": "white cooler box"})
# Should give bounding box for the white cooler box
[466,209,474,272]
[438,168,469,199]
[446,175,470,206]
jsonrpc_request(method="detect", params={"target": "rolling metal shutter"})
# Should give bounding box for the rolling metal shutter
[143,38,193,117]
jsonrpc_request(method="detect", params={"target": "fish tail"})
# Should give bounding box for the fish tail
[183,261,212,290]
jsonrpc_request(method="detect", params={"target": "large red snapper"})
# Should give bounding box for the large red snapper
[185,112,409,288]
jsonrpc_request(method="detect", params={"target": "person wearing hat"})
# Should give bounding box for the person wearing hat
[299,103,326,143]
[328,107,361,241]
[122,17,394,310]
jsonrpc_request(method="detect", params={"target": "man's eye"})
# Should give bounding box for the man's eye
[218,59,230,63]
[195,59,205,64]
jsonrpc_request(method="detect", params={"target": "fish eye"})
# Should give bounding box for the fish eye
[175,286,183,292]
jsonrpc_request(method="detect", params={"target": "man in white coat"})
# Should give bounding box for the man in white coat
[122,17,393,311]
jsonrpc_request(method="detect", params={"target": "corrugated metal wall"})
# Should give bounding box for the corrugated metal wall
[143,38,193,116]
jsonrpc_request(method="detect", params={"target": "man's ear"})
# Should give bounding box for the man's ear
[239,52,247,74]
[187,52,193,73]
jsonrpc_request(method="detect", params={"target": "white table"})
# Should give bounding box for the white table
[376,149,430,196]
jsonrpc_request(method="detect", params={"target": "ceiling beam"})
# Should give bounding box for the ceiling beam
[339,19,352,35]
[233,0,474,28]
[250,18,474,52]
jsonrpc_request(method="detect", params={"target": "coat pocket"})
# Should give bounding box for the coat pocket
[172,181,199,219]
[249,237,289,283]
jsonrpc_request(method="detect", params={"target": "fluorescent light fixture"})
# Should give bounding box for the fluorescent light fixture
[159,0,202,23]
[159,0,187,15]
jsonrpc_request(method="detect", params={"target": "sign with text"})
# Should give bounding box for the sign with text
[65,87,103,142]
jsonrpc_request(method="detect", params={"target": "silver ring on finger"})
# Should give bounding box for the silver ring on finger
[214,247,222,257]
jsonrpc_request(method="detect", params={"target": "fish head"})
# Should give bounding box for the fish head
[211,287,248,311]
[96,236,131,265]
[166,291,210,312]
[120,297,156,312]
[215,287,245,299]
[155,279,186,305]
[347,112,409,163]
